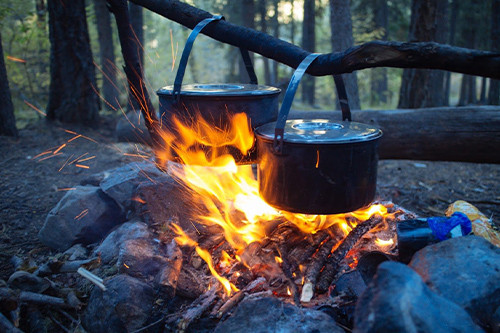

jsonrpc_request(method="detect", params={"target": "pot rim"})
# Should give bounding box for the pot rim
[255,118,383,144]
[157,83,281,97]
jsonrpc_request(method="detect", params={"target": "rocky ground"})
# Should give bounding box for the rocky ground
[0,115,499,281]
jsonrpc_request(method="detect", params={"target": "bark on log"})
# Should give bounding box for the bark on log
[129,0,500,79]
[290,106,500,164]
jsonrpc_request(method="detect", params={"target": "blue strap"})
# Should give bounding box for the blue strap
[427,212,472,241]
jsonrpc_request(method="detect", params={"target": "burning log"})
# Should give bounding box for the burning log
[129,0,500,79]
[215,277,267,319]
[166,285,218,332]
[316,215,384,294]
[301,225,346,303]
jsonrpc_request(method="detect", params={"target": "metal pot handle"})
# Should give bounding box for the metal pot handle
[173,15,258,100]
[273,53,352,153]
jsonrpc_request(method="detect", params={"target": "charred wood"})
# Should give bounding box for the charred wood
[290,106,500,164]
[316,215,384,294]
[0,311,23,333]
[215,276,266,318]
[301,225,345,302]
[129,0,500,79]
[276,244,300,306]
[169,285,218,332]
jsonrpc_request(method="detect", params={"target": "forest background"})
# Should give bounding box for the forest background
[1,0,498,132]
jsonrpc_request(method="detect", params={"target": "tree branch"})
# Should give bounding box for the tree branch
[129,0,500,79]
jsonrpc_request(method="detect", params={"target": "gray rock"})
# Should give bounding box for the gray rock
[354,261,483,333]
[99,161,167,213]
[82,274,154,333]
[115,110,152,145]
[134,175,199,233]
[93,221,151,264]
[63,244,88,261]
[215,296,344,333]
[117,238,169,281]
[409,235,500,325]
[492,306,500,333]
[38,186,124,251]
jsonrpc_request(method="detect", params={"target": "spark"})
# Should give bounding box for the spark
[53,143,66,155]
[58,154,74,172]
[38,153,63,161]
[63,130,98,143]
[24,100,46,116]
[75,164,90,169]
[77,156,96,163]
[7,56,26,63]
[67,134,82,143]
[131,197,145,204]
[32,151,53,159]
[69,153,88,165]
[74,209,89,220]
[57,188,76,192]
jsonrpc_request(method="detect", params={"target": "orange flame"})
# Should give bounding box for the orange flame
[172,224,238,296]
[158,112,394,292]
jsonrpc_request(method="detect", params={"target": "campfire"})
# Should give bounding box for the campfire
[149,111,406,307]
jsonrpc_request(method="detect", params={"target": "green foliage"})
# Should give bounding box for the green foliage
[1,1,50,128]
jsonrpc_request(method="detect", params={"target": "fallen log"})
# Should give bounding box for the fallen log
[290,106,500,164]
[129,0,500,79]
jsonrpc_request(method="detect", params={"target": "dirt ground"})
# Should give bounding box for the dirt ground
[1,116,499,281]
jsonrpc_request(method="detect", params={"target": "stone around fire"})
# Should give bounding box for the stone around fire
[93,220,151,264]
[354,261,483,333]
[409,235,500,326]
[82,274,154,333]
[99,161,167,214]
[38,185,124,251]
[214,296,344,333]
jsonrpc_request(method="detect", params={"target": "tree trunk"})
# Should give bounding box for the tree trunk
[398,0,448,109]
[46,0,99,125]
[290,106,500,163]
[258,0,271,85]
[370,0,388,106]
[330,0,361,110]
[94,0,120,111]
[488,0,500,105]
[128,2,144,111]
[239,0,255,83]
[302,0,315,106]
[290,0,296,45]
[270,0,279,85]
[444,0,458,106]
[0,31,18,137]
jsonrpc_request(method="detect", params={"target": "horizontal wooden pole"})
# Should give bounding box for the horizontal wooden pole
[130,0,500,79]
[290,106,500,164]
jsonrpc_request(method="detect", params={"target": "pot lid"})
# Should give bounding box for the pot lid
[157,84,281,97]
[255,119,382,144]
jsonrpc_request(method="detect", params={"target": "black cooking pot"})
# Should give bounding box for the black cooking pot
[157,16,280,164]
[255,54,382,214]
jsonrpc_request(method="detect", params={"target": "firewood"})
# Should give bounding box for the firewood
[300,227,346,303]
[19,290,78,309]
[0,311,23,333]
[176,286,218,332]
[216,276,266,318]
[276,244,300,306]
[77,267,106,291]
[316,215,384,294]
[36,257,100,277]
